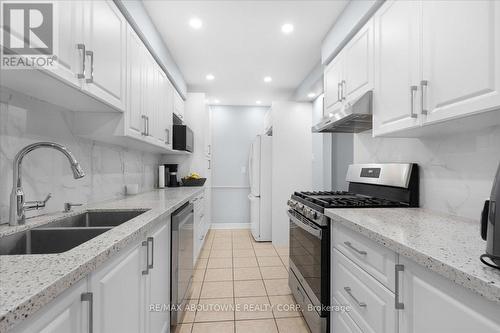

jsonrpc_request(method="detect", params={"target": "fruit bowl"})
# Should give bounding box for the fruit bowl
[181,177,207,186]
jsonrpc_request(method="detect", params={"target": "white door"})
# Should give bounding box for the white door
[324,54,344,116]
[90,243,145,333]
[421,0,500,125]
[399,256,500,333]
[248,194,261,240]
[249,136,261,196]
[372,0,422,137]
[343,19,373,103]
[83,0,126,111]
[49,0,82,88]
[10,279,88,333]
[126,26,145,138]
[147,222,171,333]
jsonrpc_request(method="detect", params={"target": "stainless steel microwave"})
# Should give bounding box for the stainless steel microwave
[173,125,194,153]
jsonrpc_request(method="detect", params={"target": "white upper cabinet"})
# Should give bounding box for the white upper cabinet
[421,0,500,125]
[343,20,374,103]
[324,19,373,117]
[82,0,127,111]
[372,0,422,136]
[126,26,146,138]
[324,54,344,116]
[173,89,185,120]
[49,0,83,88]
[372,0,500,137]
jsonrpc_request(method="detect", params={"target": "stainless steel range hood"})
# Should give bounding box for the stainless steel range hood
[312,91,373,133]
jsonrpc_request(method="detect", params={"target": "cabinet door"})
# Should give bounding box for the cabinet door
[83,0,126,111]
[126,27,145,137]
[323,54,344,116]
[331,309,363,333]
[372,0,422,137]
[90,243,145,333]
[161,72,174,149]
[147,221,171,333]
[422,0,500,125]
[399,256,500,333]
[149,64,165,145]
[173,89,185,120]
[49,0,82,88]
[343,19,373,103]
[10,279,88,333]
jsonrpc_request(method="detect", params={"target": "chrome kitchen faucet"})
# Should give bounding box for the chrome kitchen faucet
[9,142,85,226]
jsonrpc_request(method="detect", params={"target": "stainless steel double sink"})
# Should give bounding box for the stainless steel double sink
[0,210,147,255]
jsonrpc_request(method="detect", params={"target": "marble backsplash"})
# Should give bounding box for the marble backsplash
[354,125,500,220]
[0,98,160,225]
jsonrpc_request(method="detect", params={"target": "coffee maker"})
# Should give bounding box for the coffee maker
[165,164,180,187]
[480,161,500,270]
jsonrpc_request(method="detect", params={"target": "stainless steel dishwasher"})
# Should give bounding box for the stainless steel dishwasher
[170,201,194,328]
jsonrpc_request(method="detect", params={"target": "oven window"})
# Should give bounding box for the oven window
[289,217,323,303]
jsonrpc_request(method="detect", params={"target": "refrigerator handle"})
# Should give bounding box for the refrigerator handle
[248,145,253,188]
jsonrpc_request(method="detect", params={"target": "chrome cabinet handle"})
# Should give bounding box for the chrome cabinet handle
[344,287,367,308]
[341,80,346,101]
[165,128,170,144]
[343,241,367,255]
[146,116,150,136]
[77,44,86,79]
[337,82,341,102]
[85,50,94,83]
[395,264,405,309]
[147,237,154,269]
[410,85,418,119]
[81,292,93,333]
[141,115,147,136]
[420,80,428,115]
[142,240,149,275]
[208,160,211,170]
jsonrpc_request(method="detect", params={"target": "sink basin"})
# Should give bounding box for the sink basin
[0,209,148,255]
[46,210,147,228]
[0,227,111,255]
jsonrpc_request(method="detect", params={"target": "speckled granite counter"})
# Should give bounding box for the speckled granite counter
[0,187,204,332]
[325,208,500,304]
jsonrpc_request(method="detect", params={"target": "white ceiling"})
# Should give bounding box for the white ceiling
[143,0,348,106]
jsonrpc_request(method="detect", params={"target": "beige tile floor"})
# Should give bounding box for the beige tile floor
[175,229,310,333]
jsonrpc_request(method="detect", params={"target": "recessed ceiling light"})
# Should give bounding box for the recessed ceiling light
[189,17,203,29]
[281,23,294,34]
[308,92,316,98]
[256,100,262,105]
[263,76,272,83]
[206,74,215,81]
[213,99,220,104]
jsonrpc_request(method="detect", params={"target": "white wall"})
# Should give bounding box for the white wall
[272,102,312,245]
[312,95,332,190]
[0,99,160,224]
[354,125,500,219]
[210,106,267,227]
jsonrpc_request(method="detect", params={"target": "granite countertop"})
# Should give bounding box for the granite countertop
[0,187,204,332]
[325,208,500,304]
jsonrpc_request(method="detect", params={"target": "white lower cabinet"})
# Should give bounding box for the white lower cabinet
[398,256,500,333]
[10,279,88,333]
[332,248,397,333]
[90,241,145,333]
[10,217,171,333]
[193,192,207,264]
[146,223,171,333]
[331,224,500,333]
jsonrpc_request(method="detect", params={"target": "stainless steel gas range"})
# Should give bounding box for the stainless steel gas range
[287,163,419,333]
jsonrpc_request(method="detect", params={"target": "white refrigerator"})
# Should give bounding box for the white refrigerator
[248,135,272,241]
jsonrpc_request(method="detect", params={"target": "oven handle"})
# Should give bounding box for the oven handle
[287,210,322,239]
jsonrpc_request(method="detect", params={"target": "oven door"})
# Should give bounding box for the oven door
[288,210,324,307]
